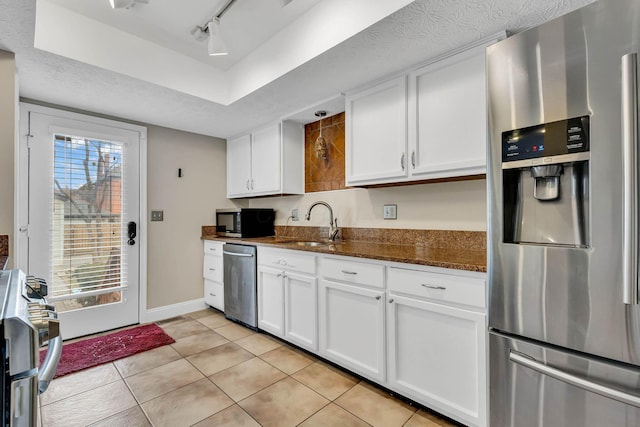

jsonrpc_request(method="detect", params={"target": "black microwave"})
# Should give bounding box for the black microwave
[215,208,275,238]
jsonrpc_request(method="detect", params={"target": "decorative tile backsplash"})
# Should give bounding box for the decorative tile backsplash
[305,112,346,193]
[0,235,8,256]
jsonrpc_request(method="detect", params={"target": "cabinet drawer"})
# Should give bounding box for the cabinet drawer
[203,254,223,282]
[321,257,384,289]
[204,241,224,257]
[388,267,485,309]
[204,279,224,311]
[258,247,316,275]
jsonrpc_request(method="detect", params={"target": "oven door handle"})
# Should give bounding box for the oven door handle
[509,350,640,408]
[38,320,62,394]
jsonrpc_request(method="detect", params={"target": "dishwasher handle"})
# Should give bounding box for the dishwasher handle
[223,251,254,258]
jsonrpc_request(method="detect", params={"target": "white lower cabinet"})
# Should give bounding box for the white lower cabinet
[387,294,486,427]
[254,248,487,427]
[203,241,224,311]
[387,266,487,427]
[257,248,318,351]
[257,266,285,336]
[284,272,317,351]
[318,279,386,382]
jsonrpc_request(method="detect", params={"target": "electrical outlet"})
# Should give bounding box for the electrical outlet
[151,210,164,221]
[291,209,299,221]
[383,204,397,220]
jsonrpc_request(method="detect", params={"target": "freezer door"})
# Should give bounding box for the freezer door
[490,332,640,427]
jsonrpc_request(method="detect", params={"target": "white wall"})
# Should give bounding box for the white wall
[249,179,487,231]
[0,50,16,267]
[146,125,233,309]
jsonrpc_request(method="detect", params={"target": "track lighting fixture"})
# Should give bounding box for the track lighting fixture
[207,19,228,56]
[192,0,236,56]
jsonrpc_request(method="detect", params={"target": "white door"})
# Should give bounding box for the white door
[250,124,281,195]
[346,76,408,186]
[226,134,252,198]
[22,105,144,339]
[409,46,487,178]
[318,279,386,382]
[284,271,317,351]
[387,294,487,427]
[257,265,284,336]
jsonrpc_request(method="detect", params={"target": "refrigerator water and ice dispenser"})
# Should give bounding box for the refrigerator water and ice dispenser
[502,116,591,247]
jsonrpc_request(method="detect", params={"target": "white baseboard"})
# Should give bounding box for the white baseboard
[141,298,208,324]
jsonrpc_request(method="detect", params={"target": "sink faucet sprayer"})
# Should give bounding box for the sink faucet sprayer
[305,201,339,241]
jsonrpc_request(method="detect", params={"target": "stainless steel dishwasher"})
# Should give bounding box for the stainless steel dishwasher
[222,243,257,329]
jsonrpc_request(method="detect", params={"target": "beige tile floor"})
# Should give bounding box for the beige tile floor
[39,308,458,427]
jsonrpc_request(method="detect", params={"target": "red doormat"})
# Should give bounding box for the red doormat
[39,324,175,378]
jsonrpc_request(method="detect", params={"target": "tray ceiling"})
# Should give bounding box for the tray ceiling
[1,0,594,138]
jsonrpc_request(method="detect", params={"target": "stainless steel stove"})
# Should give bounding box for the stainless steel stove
[0,269,61,426]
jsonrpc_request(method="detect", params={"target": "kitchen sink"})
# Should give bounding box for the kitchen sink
[295,241,329,247]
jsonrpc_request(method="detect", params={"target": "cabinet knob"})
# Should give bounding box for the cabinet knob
[375,295,381,300]
[388,298,394,303]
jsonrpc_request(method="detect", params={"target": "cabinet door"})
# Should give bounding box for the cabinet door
[226,134,252,198]
[346,76,408,186]
[251,124,282,195]
[387,294,487,427]
[319,279,385,382]
[284,272,317,352]
[257,266,284,336]
[409,47,487,179]
[204,279,224,311]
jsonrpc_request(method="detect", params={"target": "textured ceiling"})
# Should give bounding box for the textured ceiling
[0,0,594,139]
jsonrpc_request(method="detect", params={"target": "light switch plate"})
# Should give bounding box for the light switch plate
[151,210,164,221]
[383,204,397,220]
[292,208,299,221]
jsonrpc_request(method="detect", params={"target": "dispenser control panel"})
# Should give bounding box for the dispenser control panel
[502,116,590,163]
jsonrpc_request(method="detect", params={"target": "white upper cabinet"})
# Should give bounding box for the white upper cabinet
[408,44,488,179]
[346,36,502,186]
[226,121,304,198]
[346,76,408,186]
[226,134,252,197]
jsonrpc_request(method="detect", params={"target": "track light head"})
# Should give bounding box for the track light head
[207,19,229,56]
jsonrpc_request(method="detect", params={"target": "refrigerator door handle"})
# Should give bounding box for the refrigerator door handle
[509,350,640,408]
[622,52,639,305]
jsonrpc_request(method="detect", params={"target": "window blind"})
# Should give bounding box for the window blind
[50,134,127,302]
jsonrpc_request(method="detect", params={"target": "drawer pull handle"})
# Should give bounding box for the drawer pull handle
[274,259,296,268]
[209,268,216,271]
[209,293,216,297]
[375,295,381,300]
[422,284,446,290]
[209,248,217,252]
[342,270,358,275]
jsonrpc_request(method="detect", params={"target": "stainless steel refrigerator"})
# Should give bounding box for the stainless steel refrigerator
[487,0,640,425]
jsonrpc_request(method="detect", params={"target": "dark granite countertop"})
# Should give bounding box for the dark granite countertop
[0,256,8,270]
[201,234,486,273]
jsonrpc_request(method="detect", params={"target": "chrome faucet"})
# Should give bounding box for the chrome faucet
[305,201,339,241]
